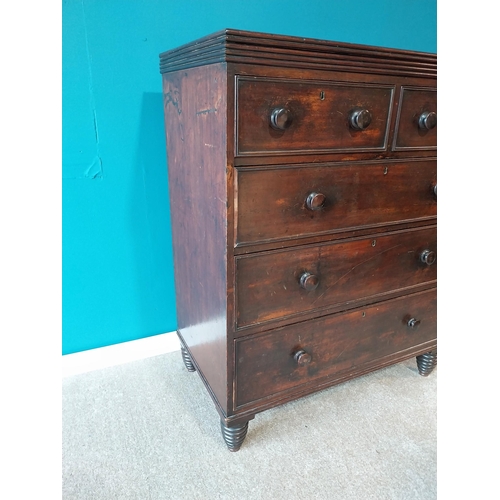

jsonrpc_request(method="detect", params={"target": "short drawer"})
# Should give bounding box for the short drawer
[236,76,394,155]
[236,160,436,246]
[236,226,436,328]
[235,288,436,408]
[393,86,437,150]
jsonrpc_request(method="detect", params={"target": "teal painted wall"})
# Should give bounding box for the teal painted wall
[62,0,437,354]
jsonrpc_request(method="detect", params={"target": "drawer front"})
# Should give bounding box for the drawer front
[393,87,437,150]
[235,289,437,408]
[235,289,437,407]
[236,227,436,328]
[236,160,436,246]
[236,77,394,155]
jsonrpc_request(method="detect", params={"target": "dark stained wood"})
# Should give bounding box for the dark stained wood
[160,29,437,451]
[235,159,436,246]
[229,63,437,163]
[236,226,436,329]
[233,218,437,258]
[236,77,394,155]
[393,86,437,150]
[220,419,249,452]
[235,288,436,409]
[232,282,435,340]
[162,63,229,414]
[160,29,437,78]
[180,346,196,372]
[232,149,438,166]
[416,350,437,376]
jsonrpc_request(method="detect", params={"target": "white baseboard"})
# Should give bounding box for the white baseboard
[62,331,180,378]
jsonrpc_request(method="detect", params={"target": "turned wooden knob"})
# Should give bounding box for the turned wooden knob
[294,350,312,366]
[418,111,437,130]
[299,272,319,291]
[407,317,421,328]
[270,107,293,130]
[349,108,372,130]
[420,249,436,266]
[306,192,326,211]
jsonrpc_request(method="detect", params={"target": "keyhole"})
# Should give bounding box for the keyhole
[372,240,376,247]
[383,167,388,175]
[362,312,366,317]
[320,91,325,100]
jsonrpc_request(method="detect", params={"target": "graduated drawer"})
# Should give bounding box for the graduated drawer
[236,160,436,246]
[393,86,437,150]
[236,76,394,155]
[235,288,436,408]
[236,226,436,329]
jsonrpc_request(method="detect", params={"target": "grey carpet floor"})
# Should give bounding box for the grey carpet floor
[62,350,436,500]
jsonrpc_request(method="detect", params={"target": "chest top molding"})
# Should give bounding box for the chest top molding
[159,29,436,78]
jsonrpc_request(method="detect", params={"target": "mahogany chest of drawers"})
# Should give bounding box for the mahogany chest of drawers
[160,29,437,451]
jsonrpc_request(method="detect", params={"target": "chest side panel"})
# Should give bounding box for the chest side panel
[163,63,230,412]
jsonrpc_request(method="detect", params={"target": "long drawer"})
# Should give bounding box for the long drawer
[235,288,436,409]
[235,160,436,246]
[236,76,394,155]
[236,226,436,329]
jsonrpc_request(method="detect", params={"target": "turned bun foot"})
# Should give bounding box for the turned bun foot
[180,347,196,372]
[220,420,249,452]
[416,351,437,376]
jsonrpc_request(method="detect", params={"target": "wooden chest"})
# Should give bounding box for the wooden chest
[159,29,437,451]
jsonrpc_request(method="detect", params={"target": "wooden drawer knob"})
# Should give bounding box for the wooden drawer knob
[407,317,421,328]
[418,111,437,130]
[294,350,312,366]
[299,272,319,291]
[420,249,436,266]
[306,192,326,211]
[270,107,293,130]
[349,108,372,130]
